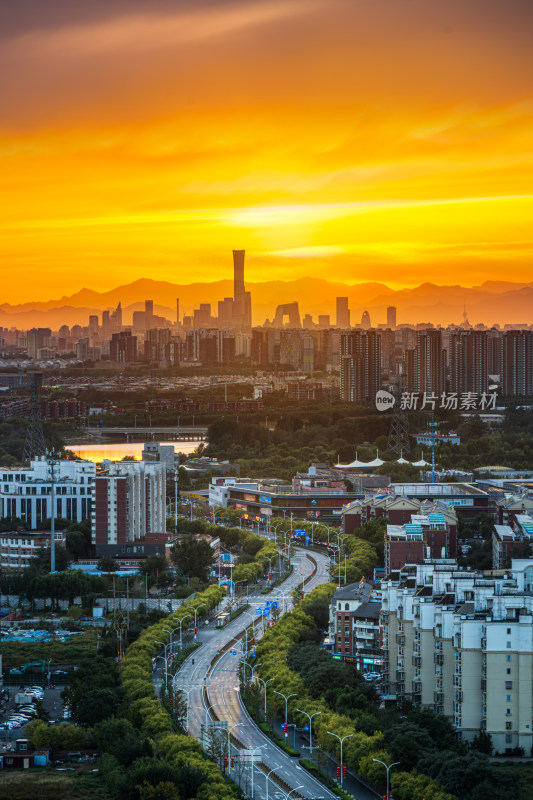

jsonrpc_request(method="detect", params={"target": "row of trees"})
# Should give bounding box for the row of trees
[24,584,239,800]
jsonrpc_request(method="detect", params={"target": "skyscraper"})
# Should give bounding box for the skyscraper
[449,330,489,394]
[407,329,445,395]
[145,300,154,327]
[501,330,533,395]
[361,310,371,329]
[336,297,350,328]
[176,298,180,325]
[340,330,381,402]
[231,250,252,329]
[387,306,397,328]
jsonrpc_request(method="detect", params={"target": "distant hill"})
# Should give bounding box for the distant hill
[0,278,532,328]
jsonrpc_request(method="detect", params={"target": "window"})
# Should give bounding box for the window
[506,708,511,716]
[345,603,349,611]
[506,734,512,743]
[506,695,511,702]
[506,642,511,648]
[506,681,512,689]
[507,668,511,674]
[507,628,511,634]
[506,655,511,662]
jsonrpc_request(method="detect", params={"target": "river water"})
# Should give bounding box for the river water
[65,441,202,462]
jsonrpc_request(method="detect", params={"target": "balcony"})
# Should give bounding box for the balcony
[396,633,405,645]
[454,691,463,702]
[412,656,421,667]
[434,653,444,665]
[396,670,405,681]
[412,679,422,691]
[434,690,444,702]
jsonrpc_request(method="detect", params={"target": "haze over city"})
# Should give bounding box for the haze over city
[1,0,533,301]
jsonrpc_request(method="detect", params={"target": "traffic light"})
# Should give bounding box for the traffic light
[343,764,347,778]
[337,766,341,778]
[231,757,234,768]
[194,626,198,635]
[224,757,228,768]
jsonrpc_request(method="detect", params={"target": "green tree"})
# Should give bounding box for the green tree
[98,556,120,572]
[93,717,148,765]
[170,536,213,581]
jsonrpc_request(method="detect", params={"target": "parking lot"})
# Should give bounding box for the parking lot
[0,682,69,748]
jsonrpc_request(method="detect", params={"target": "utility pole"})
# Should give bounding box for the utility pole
[48,449,59,573]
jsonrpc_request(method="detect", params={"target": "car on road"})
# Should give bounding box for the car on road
[363,672,382,682]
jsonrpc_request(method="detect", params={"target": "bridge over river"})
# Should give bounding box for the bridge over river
[86,426,207,442]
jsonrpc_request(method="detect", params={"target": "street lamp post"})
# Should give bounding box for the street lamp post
[243,660,261,683]
[176,615,192,650]
[257,676,274,722]
[372,758,400,800]
[154,652,168,692]
[264,764,282,800]
[226,722,244,774]
[287,786,304,799]
[176,686,195,733]
[273,690,296,734]
[192,604,206,639]
[327,731,353,788]
[296,708,321,756]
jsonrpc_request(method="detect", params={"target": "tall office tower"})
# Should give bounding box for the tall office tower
[176,298,180,325]
[110,301,122,330]
[408,329,445,395]
[218,297,234,328]
[387,306,397,328]
[449,330,489,394]
[336,297,350,328]
[340,330,381,401]
[88,315,99,336]
[101,310,110,335]
[145,300,154,327]
[251,329,270,367]
[501,330,533,395]
[361,310,371,329]
[110,331,137,363]
[318,315,331,328]
[231,249,252,330]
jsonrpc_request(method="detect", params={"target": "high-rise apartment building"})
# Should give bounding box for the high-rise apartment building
[88,316,99,336]
[110,331,137,363]
[449,330,489,394]
[406,329,445,395]
[387,306,397,328]
[340,330,381,401]
[92,460,166,554]
[27,328,51,358]
[336,297,350,328]
[381,559,533,753]
[145,300,154,328]
[176,298,180,325]
[501,330,533,396]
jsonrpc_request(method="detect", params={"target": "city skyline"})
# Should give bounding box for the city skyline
[1,0,532,301]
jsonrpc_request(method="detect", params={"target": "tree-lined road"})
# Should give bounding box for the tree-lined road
[173,548,367,800]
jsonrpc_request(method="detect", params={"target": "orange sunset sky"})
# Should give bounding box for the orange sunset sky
[1,0,532,303]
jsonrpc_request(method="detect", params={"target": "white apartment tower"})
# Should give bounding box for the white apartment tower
[381,559,533,754]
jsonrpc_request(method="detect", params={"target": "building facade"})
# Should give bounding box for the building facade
[0,458,95,529]
[381,559,533,753]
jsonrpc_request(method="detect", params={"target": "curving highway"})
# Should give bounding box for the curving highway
[173,548,341,800]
